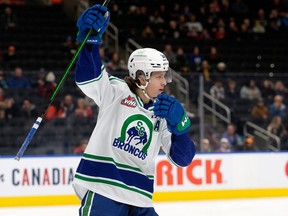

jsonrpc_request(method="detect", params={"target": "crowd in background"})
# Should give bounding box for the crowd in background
[1,0,288,154]
[108,0,288,72]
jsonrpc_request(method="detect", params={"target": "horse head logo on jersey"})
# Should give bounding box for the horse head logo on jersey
[126,122,148,146]
[118,114,153,153]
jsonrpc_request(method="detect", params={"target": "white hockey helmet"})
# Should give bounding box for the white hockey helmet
[127,48,172,83]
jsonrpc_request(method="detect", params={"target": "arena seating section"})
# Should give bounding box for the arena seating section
[1,1,288,155]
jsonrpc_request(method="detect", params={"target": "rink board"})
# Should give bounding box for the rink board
[0,153,287,207]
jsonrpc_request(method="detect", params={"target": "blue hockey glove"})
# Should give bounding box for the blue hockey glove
[153,94,191,135]
[76,4,110,45]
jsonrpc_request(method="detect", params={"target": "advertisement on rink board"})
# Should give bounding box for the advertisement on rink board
[0,156,79,196]
[155,153,288,190]
[0,153,287,206]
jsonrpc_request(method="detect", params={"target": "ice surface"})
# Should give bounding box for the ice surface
[0,198,287,216]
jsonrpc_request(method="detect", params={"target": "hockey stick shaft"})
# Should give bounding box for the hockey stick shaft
[15,0,110,161]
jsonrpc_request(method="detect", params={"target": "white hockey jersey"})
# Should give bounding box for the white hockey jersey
[73,65,173,207]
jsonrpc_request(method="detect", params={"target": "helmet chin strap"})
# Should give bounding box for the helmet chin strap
[136,82,157,102]
[136,82,151,99]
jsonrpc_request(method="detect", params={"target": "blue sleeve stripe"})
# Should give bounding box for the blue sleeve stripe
[167,154,183,168]
[75,45,103,83]
[169,133,196,167]
[75,158,154,196]
[76,67,105,86]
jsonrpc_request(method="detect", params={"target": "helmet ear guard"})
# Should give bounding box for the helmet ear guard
[135,70,145,79]
[128,48,172,83]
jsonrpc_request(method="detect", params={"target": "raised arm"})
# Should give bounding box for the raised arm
[74,5,110,83]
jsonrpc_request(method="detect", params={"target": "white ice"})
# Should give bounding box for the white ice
[0,197,287,216]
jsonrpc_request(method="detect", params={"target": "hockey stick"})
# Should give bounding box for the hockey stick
[15,0,110,161]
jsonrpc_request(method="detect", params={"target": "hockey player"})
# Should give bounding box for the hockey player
[73,4,196,216]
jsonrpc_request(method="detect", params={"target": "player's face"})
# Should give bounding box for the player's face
[146,72,167,98]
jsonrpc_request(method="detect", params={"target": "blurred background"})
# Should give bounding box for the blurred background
[1,0,288,156]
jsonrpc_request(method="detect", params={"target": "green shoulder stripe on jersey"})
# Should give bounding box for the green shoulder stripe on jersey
[135,95,143,107]
[77,66,105,86]
[75,174,153,199]
[109,76,126,83]
[83,153,154,179]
